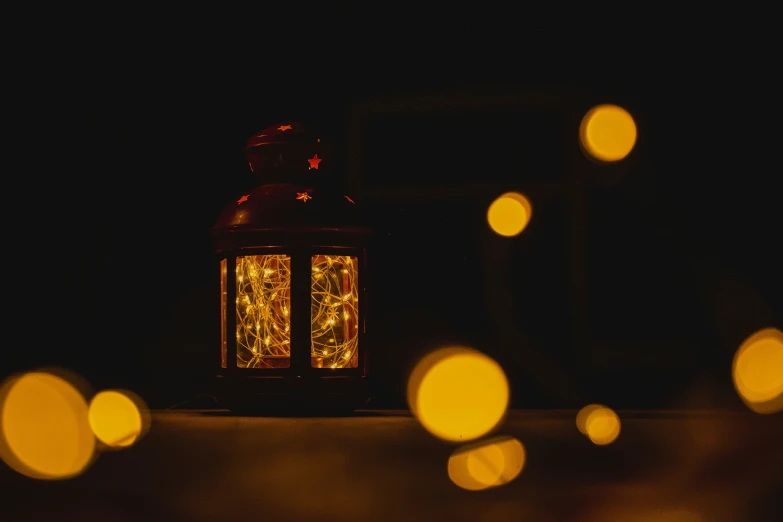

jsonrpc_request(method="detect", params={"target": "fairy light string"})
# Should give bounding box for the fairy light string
[311,255,359,369]
[235,254,359,369]
[236,255,292,368]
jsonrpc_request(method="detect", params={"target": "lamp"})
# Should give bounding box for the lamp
[211,122,371,413]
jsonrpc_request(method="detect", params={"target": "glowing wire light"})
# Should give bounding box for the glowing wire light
[311,255,359,369]
[236,255,292,368]
[233,254,359,369]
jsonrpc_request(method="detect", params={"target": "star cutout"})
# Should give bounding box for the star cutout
[307,154,322,169]
[345,195,355,204]
[296,192,312,202]
[237,194,249,205]
[278,125,292,132]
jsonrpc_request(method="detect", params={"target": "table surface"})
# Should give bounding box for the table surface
[1,409,782,522]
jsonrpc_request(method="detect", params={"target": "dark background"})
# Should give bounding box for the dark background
[4,31,780,410]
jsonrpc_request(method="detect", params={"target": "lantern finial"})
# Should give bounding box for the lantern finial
[244,122,333,186]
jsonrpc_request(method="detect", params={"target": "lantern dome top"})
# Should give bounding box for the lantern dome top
[245,121,319,147]
[215,183,360,228]
[212,122,368,251]
[211,184,368,251]
[244,122,334,185]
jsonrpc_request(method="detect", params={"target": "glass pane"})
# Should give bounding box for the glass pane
[311,255,359,368]
[236,255,291,368]
[220,259,227,368]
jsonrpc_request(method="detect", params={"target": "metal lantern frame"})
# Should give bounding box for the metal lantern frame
[218,237,370,376]
[211,122,372,411]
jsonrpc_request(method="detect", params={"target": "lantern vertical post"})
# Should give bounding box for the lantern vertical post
[226,254,238,372]
[359,251,370,378]
[290,249,311,373]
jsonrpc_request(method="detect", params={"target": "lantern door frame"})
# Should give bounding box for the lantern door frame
[220,245,368,378]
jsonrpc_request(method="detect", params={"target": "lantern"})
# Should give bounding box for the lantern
[211,122,371,413]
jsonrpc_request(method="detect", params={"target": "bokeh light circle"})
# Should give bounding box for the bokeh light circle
[88,390,145,448]
[579,104,637,162]
[0,371,96,479]
[408,346,509,442]
[466,443,505,486]
[448,436,526,491]
[732,327,783,414]
[487,192,532,237]
[585,406,621,445]
[575,403,603,435]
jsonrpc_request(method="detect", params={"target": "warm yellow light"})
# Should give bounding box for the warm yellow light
[733,327,783,414]
[0,371,95,479]
[311,254,359,369]
[575,403,603,435]
[487,192,532,237]
[447,436,526,491]
[466,443,505,486]
[236,255,292,368]
[584,406,621,445]
[408,346,509,442]
[88,390,146,448]
[579,104,637,162]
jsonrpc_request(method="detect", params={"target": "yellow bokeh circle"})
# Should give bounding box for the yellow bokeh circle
[584,406,621,445]
[575,403,603,435]
[88,390,146,448]
[0,371,96,479]
[487,192,532,237]
[466,442,505,486]
[733,327,783,414]
[408,346,509,442]
[579,104,637,162]
[447,436,526,491]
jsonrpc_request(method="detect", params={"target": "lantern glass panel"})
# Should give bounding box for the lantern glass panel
[220,259,227,368]
[311,255,359,369]
[235,255,292,368]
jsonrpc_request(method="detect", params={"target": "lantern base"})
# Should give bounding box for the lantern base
[222,404,367,417]
[212,375,370,416]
